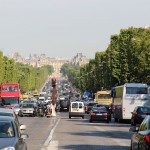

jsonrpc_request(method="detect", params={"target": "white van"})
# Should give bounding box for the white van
[69,101,85,119]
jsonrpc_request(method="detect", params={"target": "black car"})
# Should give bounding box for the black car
[89,106,109,123]
[131,106,150,126]
[96,104,112,121]
[130,115,150,150]
[59,98,70,111]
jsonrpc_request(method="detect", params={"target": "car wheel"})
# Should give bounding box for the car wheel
[106,120,109,123]
[82,116,84,119]
[69,115,71,119]
[89,119,92,122]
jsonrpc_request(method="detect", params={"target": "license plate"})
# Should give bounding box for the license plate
[96,113,102,116]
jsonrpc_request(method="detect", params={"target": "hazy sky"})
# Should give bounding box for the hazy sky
[0,0,149,59]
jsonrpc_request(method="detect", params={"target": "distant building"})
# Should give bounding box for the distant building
[70,53,89,67]
[8,52,89,73]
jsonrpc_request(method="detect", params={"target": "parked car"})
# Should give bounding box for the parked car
[0,116,28,150]
[89,106,109,123]
[19,103,38,117]
[131,106,150,126]
[69,101,85,119]
[130,115,150,150]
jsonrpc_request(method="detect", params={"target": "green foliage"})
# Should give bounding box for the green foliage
[65,27,150,92]
[0,53,54,93]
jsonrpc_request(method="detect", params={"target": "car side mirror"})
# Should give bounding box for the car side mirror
[21,134,29,140]
[20,124,26,130]
[129,126,139,132]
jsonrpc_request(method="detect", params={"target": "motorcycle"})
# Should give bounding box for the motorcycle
[38,106,45,117]
[45,105,52,118]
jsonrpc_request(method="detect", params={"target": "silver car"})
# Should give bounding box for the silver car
[19,103,37,117]
[0,116,28,150]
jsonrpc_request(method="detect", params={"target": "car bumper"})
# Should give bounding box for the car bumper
[90,115,108,121]
[69,112,85,117]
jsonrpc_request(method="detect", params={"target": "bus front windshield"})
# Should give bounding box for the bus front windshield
[1,98,18,105]
[126,87,148,94]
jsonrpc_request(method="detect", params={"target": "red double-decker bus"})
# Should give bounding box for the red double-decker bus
[0,83,20,108]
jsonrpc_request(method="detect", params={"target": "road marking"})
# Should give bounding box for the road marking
[47,140,58,150]
[41,118,60,150]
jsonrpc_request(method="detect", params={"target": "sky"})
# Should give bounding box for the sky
[0,0,150,59]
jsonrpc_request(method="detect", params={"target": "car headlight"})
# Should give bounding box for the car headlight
[1,147,15,150]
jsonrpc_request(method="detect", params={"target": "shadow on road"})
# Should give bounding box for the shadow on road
[60,144,129,150]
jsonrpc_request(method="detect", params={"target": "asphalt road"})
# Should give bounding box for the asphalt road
[18,112,133,150]
[18,115,60,150]
[48,112,133,150]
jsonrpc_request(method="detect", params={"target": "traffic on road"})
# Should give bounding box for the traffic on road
[0,78,150,150]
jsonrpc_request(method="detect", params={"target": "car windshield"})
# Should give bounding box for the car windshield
[1,98,18,105]
[98,94,111,99]
[22,104,34,108]
[0,121,15,138]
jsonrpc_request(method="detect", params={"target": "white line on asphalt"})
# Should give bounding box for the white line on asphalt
[47,140,58,150]
[42,118,60,150]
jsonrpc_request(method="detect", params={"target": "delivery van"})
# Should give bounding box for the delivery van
[69,101,85,119]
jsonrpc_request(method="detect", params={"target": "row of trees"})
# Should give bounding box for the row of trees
[0,51,54,93]
[61,27,150,93]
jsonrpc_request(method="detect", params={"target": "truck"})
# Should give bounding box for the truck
[95,90,113,105]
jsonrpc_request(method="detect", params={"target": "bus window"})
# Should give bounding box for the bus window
[126,87,147,94]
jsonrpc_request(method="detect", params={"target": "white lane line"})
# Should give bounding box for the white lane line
[47,140,58,150]
[43,118,60,148]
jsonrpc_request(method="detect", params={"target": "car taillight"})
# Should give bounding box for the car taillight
[145,134,150,143]
[108,107,112,110]
[103,113,108,116]
[90,113,95,116]
[134,112,138,117]
[113,107,116,110]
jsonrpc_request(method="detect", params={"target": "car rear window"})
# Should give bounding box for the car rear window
[138,107,150,113]
[72,103,78,108]
[88,103,97,106]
